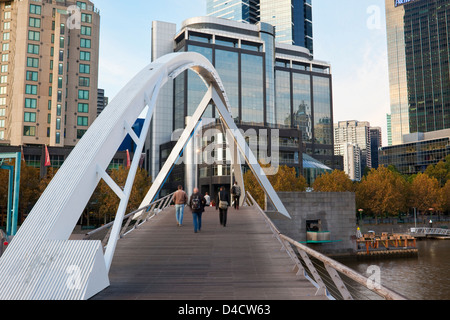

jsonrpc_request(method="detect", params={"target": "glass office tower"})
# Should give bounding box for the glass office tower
[206,0,259,24]
[149,17,338,192]
[259,0,313,52]
[207,0,313,53]
[386,0,450,145]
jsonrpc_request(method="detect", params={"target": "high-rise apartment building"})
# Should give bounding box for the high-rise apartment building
[0,0,100,147]
[386,0,450,145]
[334,121,372,179]
[370,127,382,169]
[206,0,313,52]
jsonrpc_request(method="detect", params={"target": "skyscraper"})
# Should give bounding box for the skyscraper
[386,0,450,145]
[206,0,259,24]
[334,121,372,180]
[0,0,100,147]
[206,0,313,52]
[259,0,313,51]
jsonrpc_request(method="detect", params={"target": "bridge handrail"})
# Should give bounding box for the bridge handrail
[245,192,408,301]
[410,228,449,235]
[84,192,176,245]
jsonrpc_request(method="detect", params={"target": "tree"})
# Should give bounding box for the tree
[18,164,40,223]
[410,173,442,215]
[356,166,409,221]
[93,166,152,224]
[441,180,450,213]
[312,170,354,192]
[243,165,307,208]
[425,161,449,187]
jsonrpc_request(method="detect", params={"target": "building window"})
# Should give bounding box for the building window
[55,132,61,144]
[77,129,87,139]
[81,13,92,23]
[28,31,40,41]
[24,112,36,123]
[0,119,4,128]
[25,84,38,95]
[78,103,89,113]
[77,116,88,126]
[79,64,90,74]
[81,26,91,36]
[80,38,91,48]
[80,51,91,61]
[23,126,36,136]
[26,71,38,82]
[30,4,41,15]
[27,44,40,55]
[79,77,90,87]
[25,98,37,109]
[78,90,89,100]
[76,1,87,10]
[27,57,39,68]
[29,17,41,28]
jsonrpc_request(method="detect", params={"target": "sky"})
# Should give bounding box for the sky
[94,0,390,146]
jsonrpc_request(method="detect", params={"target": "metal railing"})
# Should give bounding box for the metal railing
[410,227,450,236]
[84,192,176,248]
[244,192,408,301]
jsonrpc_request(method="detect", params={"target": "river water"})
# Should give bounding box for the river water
[338,239,450,300]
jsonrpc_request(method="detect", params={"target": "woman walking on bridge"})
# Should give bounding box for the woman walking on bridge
[216,186,230,227]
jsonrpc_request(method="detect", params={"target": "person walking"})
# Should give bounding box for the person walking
[204,192,211,206]
[231,181,241,210]
[189,188,206,233]
[173,185,188,227]
[216,186,230,227]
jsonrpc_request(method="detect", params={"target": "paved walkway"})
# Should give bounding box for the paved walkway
[91,206,326,300]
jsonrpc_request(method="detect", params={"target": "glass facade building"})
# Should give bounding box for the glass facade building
[207,0,313,53]
[379,129,450,175]
[386,0,450,145]
[259,0,313,52]
[149,17,338,194]
[206,0,259,24]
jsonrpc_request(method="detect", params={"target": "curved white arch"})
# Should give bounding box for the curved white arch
[0,52,289,300]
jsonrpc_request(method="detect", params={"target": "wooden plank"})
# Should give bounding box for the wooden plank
[91,206,326,300]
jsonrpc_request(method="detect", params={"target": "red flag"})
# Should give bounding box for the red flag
[126,149,131,168]
[20,145,25,162]
[44,145,51,167]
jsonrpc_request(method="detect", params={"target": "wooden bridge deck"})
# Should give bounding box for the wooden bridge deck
[91,206,326,300]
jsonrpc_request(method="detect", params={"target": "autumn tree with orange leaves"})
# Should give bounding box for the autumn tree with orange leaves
[312,170,355,192]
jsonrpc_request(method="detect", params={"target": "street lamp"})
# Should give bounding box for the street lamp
[358,209,364,225]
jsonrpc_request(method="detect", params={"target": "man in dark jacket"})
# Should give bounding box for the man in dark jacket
[215,186,230,227]
[189,188,206,233]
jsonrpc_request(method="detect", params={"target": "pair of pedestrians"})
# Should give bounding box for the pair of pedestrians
[173,186,206,233]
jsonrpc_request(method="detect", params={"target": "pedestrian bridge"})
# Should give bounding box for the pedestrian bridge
[84,193,406,301]
[0,52,407,301]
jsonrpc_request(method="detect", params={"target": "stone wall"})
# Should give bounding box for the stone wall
[266,192,357,257]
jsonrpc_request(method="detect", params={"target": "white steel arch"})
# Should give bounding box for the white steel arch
[0,52,289,300]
